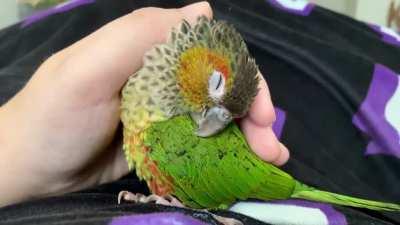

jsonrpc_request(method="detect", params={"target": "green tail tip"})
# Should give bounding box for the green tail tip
[291,182,400,211]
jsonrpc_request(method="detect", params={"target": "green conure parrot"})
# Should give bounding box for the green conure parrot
[120,16,400,211]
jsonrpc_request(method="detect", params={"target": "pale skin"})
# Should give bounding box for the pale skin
[0,2,289,207]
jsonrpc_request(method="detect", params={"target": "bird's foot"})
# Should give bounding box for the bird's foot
[211,215,243,225]
[117,191,243,225]
[118,191,184,207]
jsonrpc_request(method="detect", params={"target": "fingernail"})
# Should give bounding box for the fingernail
[181,1,210,11]
[274,143,290,166]
[180,1,212,23]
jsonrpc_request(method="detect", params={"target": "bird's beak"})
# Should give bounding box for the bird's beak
[196,106,232,137]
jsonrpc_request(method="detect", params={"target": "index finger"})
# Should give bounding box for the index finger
[53,2,213,96]
[248,72,276,127]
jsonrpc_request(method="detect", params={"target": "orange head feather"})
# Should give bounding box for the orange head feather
[177,46,232,110]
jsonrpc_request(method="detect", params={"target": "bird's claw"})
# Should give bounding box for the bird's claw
[212,215,243,225]
[117,191,243,225]
[117,191,184,207]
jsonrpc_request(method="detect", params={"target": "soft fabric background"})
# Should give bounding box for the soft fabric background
[0,0,399,224]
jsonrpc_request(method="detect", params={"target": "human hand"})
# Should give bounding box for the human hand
[0,1,288,207]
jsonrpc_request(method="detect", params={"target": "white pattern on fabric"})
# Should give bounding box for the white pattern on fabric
[230,202,329,225]
[273,0,310,10]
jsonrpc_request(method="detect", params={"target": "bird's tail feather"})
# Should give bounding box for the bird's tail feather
[291,181,400,211]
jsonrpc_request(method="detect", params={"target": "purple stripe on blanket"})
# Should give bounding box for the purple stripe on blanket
[370,24,400,47]
[272,107,287,139]
[109,212,207,225]
[352,64,400,158]
[21,0,95,28]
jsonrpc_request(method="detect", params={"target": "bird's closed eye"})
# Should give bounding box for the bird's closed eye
[208,70,225,102]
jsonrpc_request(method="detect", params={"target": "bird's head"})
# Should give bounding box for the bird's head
[174,17,259,137]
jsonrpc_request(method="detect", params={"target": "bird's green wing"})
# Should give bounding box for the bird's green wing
[143,115,400,211]
[143,114,295,209]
